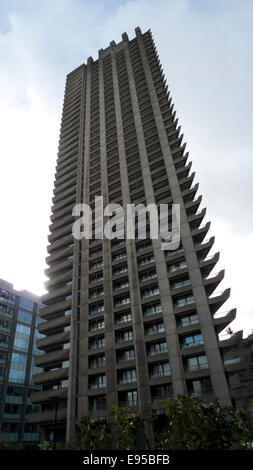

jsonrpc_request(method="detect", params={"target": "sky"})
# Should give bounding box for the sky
[0,0,252,336]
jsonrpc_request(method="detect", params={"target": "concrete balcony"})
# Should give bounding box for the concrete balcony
[50,200,75,223]
[45,256,73,277]
[39,298,71,320]
[37,330,70,351]
[185,195,202,217]
[47,233,74,254]
[218,330,243,352]
[38,314,71,335]
[55,159,77,179]
[46,244,74,266]
[174,153,189,170]
[209,288,230,314]
[54,168,77,189]
[35,348,69,367]
[28,407,67,425]
[53,175,77,198]
[188,208,206,231]
[182,183,199,204]
[181,343,205,357]
[52,184,76,206]
[204,269,225,296]
[196,236,215,260]
[49,213,74,233]
[30,386,68,404]
[183,367,209,380]
[48,223,73,244]
[45,269,72,290]
[199,252,219,278]
[176,161,192,180]
[42,284,72,305]
[213,308,236,334]
[192,221,211,245]
[179,172,195,192]
[51,192,76,214]
[33,367,68,385]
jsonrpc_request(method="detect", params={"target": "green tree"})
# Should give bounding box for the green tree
[80,415,113,450]
[111,404,137,450]
[158,394,253,450]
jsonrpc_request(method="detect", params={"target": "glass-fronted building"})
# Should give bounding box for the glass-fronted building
[0,278,44,449]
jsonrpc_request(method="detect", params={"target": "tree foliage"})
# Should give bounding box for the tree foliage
[80,415,113,450]
[79,396,253,450]
[158,395,253,450]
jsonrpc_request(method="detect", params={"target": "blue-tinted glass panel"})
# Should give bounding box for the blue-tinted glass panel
[18,309,32,325]
[20,297,34,311]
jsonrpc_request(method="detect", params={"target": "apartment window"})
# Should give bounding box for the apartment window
[143,302,162,317]
[118,368,136,384]
[118,390,138,407]
[166,247,184,257]
[90,259,103,270]
[89,287,104,299]
[147,340,168,356]
[117,348,135,362]
[0,303,13,319]
[116,328,133,343]
[88,395,106,411]
[171,278,191,289]
[144,321,165,336]
[177,313,199,328]
[141,285,160,299]
[151,383,173,401]
[89,272,104,284]
[0,318,11,333]
[115,311,132,324]
[88,374,106,390]
[112,250,127,262]
[181,333,204,349]
[89,354,106,369]
[174,294,195,307]
[89,246,103,258]
[114,279,129,291]
[149,361,171,378]
[138,254,155,266]
[114,295,131,307]
[187,355,208,372]
[89,318,105,332]
[113,264,128,276]
[168,260,187,272]
[187,377,212,397]
[139,269,157,283]
[136,240,153,252]
[0,289,15,304]
[89,335,105,350]
[89,302,104,315]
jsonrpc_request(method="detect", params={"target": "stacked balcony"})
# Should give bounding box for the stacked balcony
[29,65,84,425]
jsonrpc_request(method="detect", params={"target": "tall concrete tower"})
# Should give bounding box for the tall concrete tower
[29,27,236,448]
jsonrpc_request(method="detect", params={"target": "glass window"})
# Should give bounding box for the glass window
[0,303,14,318]
[147,341,168,356]
[18,309,32,325]
[118,368,136,384]
[20,297,34,311]
[150,361,171,378]
[182,333,204,349]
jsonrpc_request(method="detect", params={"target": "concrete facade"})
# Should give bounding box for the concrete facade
[30,28,237,447]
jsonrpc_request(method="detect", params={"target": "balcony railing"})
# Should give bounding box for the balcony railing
[119,400,138,408]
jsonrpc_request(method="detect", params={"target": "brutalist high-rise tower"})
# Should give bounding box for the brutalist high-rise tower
[30,27,237,447]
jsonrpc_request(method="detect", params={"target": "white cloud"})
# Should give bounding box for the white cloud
[0,0,252,336]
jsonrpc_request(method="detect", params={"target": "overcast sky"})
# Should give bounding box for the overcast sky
[0,0,252,336]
